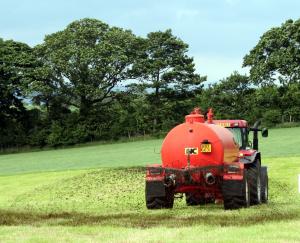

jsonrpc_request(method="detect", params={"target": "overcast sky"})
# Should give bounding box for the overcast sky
[1,0,299,82]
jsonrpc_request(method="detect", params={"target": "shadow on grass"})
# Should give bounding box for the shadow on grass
[0,205,299,228]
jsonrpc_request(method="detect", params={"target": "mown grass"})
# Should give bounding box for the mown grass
[1,221,300,243]
[258,126,300,157]
[0,127,300,242]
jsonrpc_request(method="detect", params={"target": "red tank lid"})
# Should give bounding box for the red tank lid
[185,107,205,123]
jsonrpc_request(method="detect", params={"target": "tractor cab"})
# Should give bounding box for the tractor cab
[213,120,248,149]
[213,119,268,151]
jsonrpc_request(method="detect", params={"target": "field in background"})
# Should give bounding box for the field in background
[0,127,300,242]
[1,126,300,176]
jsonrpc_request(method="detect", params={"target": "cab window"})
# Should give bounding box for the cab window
[227,128,248,149]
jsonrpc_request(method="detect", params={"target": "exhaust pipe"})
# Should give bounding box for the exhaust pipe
[205,172,215,185]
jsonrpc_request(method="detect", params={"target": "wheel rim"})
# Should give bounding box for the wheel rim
[245,178,249,205]
[257,174,261,203]
[264,180,268,200]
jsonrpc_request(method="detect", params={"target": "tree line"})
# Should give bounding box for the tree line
[1,18,300,149]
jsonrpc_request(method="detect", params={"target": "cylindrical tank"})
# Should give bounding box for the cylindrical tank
[161,113,239,169]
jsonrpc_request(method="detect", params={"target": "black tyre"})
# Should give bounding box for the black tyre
[260,166,268,203]
[185,192,205,206]
[146,187,174,209]
[247,159,261,205]
[222,170,250,210]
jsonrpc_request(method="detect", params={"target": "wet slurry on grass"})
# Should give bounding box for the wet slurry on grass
[9,168,146,213]
[0,167,299,228]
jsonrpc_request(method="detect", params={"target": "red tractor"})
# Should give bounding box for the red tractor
[145,108,268,210]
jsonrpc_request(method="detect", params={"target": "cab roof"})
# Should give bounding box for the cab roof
[213,120,248,128]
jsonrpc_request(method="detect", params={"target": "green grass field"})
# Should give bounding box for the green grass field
[0,127,300,242]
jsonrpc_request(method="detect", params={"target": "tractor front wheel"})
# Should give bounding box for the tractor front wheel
[247,159,261,205]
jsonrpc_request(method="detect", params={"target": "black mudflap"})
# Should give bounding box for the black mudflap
[222,179,244,197]
[145,180,166,199]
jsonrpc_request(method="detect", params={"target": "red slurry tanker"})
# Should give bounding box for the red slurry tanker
[145,108,269,210]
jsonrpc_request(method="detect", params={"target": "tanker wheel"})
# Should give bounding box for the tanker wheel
[185,193,205,206]
[247,159,262,205]
[260,166,268,203]
[146,187,174,209]
[222,170,250,210]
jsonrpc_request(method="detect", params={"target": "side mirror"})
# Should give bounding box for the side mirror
[253,119,262,129]
[262,128,268,137]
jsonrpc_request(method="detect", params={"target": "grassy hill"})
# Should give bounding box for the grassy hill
[0,127,300,242]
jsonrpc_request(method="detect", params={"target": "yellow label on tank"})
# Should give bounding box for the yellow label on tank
[184,147,199,155]
[201,144,212,153]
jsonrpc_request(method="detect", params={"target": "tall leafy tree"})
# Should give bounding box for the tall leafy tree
[199,72,255,121]
[133,29,205,131]
[243,19,300,86]
[34,18,142,116]
[0,38,37,147]
[243,19,300,122]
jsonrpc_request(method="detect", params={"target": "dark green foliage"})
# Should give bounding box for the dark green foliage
[243,19,300,124]
[262,109,282,127]
[1,18,300,150]
[0,38,37,148]
[244,19,300,86]
[33,18,141,117]
[132,29,206,132]
[198,72,256,122]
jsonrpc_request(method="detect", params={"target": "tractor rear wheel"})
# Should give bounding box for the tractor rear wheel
[260,166,268,203]
[185,192,205,206]
[247,159,261,205]
[146,187,174,209]
[222,170,250,210]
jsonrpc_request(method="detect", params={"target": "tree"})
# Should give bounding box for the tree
[133,29,205,131]
[33,18,142,116]
[279,83,300,122]
[243,19,300,86]
[0,38,37,147]
[198,72,255,122]
[115,85,151,138]
[243,19,300,124]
